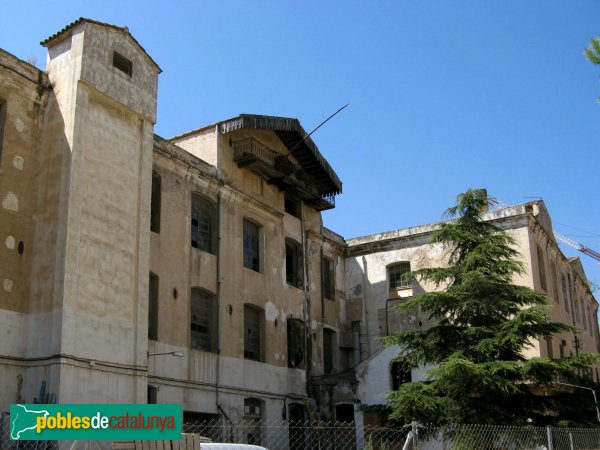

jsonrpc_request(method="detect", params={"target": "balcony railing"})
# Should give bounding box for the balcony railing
[232,137,279,166]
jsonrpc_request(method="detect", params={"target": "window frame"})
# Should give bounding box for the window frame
[390,361,412,390]
[190,288,215,352]
[323,328,335,375]
[322,256,335,300]
[244,304,264,362]
[150,171,161,233]
[191,194,216,253]
[243,219,262,272]
[284,193,301,218]
[148,272,159,341]
[0,99,6,164]
[388,262,412,290]
[287,318,306,369]
[285,239,303,288]
[536,245,547,292]
[112,51,133,77]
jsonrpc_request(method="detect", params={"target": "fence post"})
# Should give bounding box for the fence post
[411,420,419,449]
[546,426,554,450]
[569,432,574,450]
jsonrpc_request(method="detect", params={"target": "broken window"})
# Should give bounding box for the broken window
[112,51,133,76]
[536,245,547,292]
[244,305,264,362]
[148,272,159,340]
[243,220,261,272]
[389,262,411,289]
[150,172,161,233]
[191,195,214,253]
[323,329,335,375]
[287,319,305,369]
[322,257,334,300]
[285,239,303,288]
[390,361,412,390]
[191,288,214,352]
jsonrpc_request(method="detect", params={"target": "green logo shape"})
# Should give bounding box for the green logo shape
[10,404,182,441]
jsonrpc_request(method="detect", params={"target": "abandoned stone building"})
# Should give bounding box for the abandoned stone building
[0,18,598,445]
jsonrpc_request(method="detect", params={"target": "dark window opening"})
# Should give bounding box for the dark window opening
[322,257,334,300]
[286,240,303,288]
[244,305,264,362]
[243,220,260,272]
[391,361,412,390]
[148,272,159,340]
[150,172,161,233]
[147,385,158,404]
[389,262,411,289]
[335,404,354,422]
[323,329,335,375]
[536,245,547,292]
[551,262,559,304]
[561,274,569,313]
[287,319,305,369]
[559,339,566,359]
[191,195,215,253]
[191,288,214,352]
[284,194,301,218]
[112,51,133,76]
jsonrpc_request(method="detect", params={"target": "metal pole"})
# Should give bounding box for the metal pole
[555,382,600,423]
[546,426,554,450]
[569,432,575,450]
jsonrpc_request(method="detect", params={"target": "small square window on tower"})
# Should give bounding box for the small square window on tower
[112,51,133,76]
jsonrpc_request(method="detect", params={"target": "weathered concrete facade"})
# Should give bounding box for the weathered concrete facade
[346,202,600,425]
[1,19,599,441]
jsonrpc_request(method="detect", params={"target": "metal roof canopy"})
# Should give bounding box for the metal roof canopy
[218,114,342,197]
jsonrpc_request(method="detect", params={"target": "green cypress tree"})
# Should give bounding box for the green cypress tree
[383,189,600,426]
[585,36,600,65]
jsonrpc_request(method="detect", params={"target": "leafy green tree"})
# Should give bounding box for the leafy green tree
[383,189,600,426]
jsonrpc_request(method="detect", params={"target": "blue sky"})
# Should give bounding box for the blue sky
[3,1,600,292]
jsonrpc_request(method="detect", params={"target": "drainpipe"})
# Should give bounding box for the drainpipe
[214,128,231,423]
[352,321,361,367]
[301,210,312,387]
[361,256,371,357]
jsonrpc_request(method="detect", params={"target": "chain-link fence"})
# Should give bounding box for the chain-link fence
[2,411,600,449]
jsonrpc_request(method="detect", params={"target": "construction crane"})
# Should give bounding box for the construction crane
[493,198,600,263]
[554,232,600,263]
